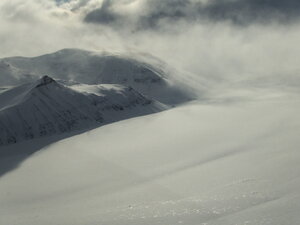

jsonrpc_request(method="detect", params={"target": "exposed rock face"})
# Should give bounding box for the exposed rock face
[35,75,56,87]
[0,76,165,146]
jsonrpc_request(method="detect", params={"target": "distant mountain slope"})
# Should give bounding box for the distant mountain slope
[0,76,165,146]
[0,49,193,105]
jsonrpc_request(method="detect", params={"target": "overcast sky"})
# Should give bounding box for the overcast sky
[1,0,300,93]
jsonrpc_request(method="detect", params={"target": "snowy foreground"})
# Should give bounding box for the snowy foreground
[0,96,300,225]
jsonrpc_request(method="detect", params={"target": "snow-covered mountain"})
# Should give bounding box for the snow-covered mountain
[0,49,193,105]
[0,75,165,146]
[1,98,300,225]
[0,49,194,146]
[0,51,300,225]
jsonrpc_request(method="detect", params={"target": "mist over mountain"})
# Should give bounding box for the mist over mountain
[0,48,195,105]
[1,1,300,225]
[0,48,198,146]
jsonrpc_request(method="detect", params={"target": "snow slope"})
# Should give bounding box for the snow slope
[0,97,299,225]
[0,75,165,146]
[0,49,299,225]
[0,49,194,104]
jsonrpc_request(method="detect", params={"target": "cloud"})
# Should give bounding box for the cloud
[84,0,117,24]
[84,0,195,30]
[203,0,300,24]
[84,0,300,31]
[1,0,300,98]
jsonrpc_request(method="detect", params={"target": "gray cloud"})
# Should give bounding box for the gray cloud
[84,0,300,30]
[136,0,191,29]
[84,0,194,30]
[84,0,118,24]
[204,0,300,24]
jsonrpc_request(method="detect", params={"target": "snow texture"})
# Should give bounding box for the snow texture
[0,99,299,225]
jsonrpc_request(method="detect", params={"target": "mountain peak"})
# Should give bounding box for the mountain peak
[36,75,56,88]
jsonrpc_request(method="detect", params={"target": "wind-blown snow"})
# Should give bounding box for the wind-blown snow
[0,49,194,104]
[0,48,299,225]
[0,96,299,225]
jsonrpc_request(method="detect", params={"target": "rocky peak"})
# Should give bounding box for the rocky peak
[35,75,56,88]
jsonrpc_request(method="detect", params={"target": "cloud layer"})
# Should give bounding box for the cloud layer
[0,0,300,98]
[84,0,300,31]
